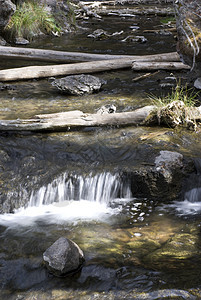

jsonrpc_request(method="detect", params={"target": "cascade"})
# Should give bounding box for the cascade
[184,158,201,203]
[29,172,132,207]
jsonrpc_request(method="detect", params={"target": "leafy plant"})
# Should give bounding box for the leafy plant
[6,0,62,40]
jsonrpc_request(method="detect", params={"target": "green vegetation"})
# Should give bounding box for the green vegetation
[6,1,62,40]
[160,16,176,24]
[146,83,200,130]
[149,83,200,108]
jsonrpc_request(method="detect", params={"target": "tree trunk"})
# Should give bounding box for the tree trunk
[0,53,182,81]
[132,61,190,71]
[0,106,155,131]
[0,46,180,63]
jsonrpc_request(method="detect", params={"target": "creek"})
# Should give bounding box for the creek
[1,4,201,299]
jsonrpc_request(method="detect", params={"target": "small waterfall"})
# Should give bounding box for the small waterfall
[184,158,201,203]
[29,172,132,207]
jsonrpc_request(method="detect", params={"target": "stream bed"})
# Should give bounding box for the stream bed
[1,4,201,299]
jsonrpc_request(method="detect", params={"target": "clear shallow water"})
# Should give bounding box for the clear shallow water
[1,5,201,300]
[1,171,201,299]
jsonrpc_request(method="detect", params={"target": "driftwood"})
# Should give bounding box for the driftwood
[0,106,155,131]
[132,61,191,71]
[0,53,182,82]
[0,58,135,81]
[132,71,160,82]
[0,46,180,63]
[92,7,174,16]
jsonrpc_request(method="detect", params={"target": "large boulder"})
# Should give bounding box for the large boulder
[52,74,104,95]
[128,151,195,201]
[40,0,74,32]
[43,237,85,276]
[0,0,16,32]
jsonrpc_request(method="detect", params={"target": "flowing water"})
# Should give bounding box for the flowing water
[1,4,201,299]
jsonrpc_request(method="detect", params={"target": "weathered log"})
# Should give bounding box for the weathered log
[132,61,191,71]
[0,54,182,81]
[0,58,133,81]
[92,7,174,16]
[0,46,180,63]
[0,106,155,131]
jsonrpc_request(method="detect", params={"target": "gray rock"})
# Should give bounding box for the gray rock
[121,35,147,43]
[194,78,201,90]
[14,37,29,45]
[0,0,16,32]
[52,74,104,95]
[155,150,183,183]
[155,150,183,169]
[96,104,116,115]
[43,237,84,276]
[0,36,7,46]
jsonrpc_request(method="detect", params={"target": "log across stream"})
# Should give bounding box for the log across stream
[0,106,155,131]
[0,48,190,82]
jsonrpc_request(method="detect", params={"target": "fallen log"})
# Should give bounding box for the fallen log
[0,55,182,82]
[132,61,191,71]
[0,46,180,63]
[0,58,134,81]
[0,106,155,131]
[93,7,174,16]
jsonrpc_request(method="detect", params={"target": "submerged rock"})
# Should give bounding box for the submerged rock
[43,237,85,276]
[52,74,104,95]
[121,35,147,43]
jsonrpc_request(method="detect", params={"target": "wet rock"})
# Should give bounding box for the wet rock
[0,36,7,46]
[121,35,147,43]
[87,29,110,39]
[52,74,104,95]
[96,104,116,115]
[0,0,16,32]
[43,237,85,276]
[154,150,183,183]
[88,29,124,40]
[128,150,194,201]
[0,83,17,91]
[14,37,29,45]
[194,78,201,89]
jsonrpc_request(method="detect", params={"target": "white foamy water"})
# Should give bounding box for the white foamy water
[0,200,121,227]
[170,200,201,215]
[159,200,201,216]
[0,172,132,227]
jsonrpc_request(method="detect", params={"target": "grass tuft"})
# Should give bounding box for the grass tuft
[148,83,200,108]
[6,1,62,40]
